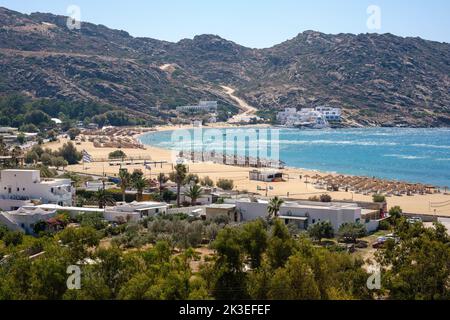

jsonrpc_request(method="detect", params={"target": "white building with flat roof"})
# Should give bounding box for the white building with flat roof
[104,201,168,222]
[278,201,361,231]
[315,106,342,122]
[176,101,218,113]
[249,169,284,182]
[276,108,329,128]
[0,169,74,210]
[235,198,378,231]
[0,206,57,234]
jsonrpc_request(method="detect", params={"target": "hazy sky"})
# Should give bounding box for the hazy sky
[1,0,449,48]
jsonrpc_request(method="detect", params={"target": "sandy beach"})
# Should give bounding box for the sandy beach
[44,124,450,217]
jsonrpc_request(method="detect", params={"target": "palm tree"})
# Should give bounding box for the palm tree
[157,173,169,197]
[169,164,187,207]
[133,175,149,202]
[267,196,284,221]
[185,184,203,206]
[93,188,115,209]
[118,169,131,202]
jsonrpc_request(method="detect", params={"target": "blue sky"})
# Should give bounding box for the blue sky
[1,0,449,48]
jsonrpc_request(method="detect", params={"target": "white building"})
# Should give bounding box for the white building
[249,169,284,182]
[84,181,116,192]
[276,108,329,128]
[177,101,218,113]
[235,199,379,232]
[0,206,57,234]
[278,201,362,231]
[276,108,298,124]
[0,127,38,145]
[0,169,74,210]
[315,106,342,122]
[235,198,269,221]
[104,201,168,222]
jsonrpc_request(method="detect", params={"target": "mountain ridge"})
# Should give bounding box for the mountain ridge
[1,7,449,127]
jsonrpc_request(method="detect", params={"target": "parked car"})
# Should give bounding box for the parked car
[407,217,423,224]
[372,235,400,249]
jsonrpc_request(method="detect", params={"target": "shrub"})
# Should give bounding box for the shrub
[373,194,386,203]
[319,194,332,203]
[389,206,403,220]
[109,150,126,159]
[78,212,108,230]
[308,220,334,242]
[337,223,367,243]
[217,179,234,191]
[201,176,214,187]
[3,231,24,247]
[378,220,391,231]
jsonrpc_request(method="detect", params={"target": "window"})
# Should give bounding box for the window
[312,219,316,224]
[17,188,20,192]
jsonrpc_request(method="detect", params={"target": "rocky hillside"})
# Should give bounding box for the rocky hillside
[1,7,449,127]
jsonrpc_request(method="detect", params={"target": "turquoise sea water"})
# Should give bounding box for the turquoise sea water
[138,127,450,187]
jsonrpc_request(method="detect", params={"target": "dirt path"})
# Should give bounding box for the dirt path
[221,85,258,122]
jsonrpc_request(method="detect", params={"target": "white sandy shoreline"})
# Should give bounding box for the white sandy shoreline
[44,124,450,217]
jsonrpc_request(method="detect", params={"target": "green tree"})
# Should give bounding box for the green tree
[268,254,321,300]
[319,194,332,203]
[240,219,268,269]
[184,173,200,185]
[211,227,247,299]
[376,221,450,300]
[3,231,24,247]
[133,176,149,202]
[17,133,26,145]
[184,184,203,206]
[24,110,51,126]
[267,220,295,269]
[338,222,366,243]
[216,178,234,191]
[308,220,334,243]
[51,156,68,170]
[25,151,39,164]
[118,169,131,202]
[109,150,126,159]
[373,194,386,203]
[267,196,284,220]
[201,176,214,187]
[130,169,144,184]
[79,212,108,230]
[58,227,100,261]
[169,164,187,207]
[157,173,169,197]
[93,188,116,209]
[57,142,82,165]
[67,128,81,140]
[389,206,403,221]
[40,153,53,166]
